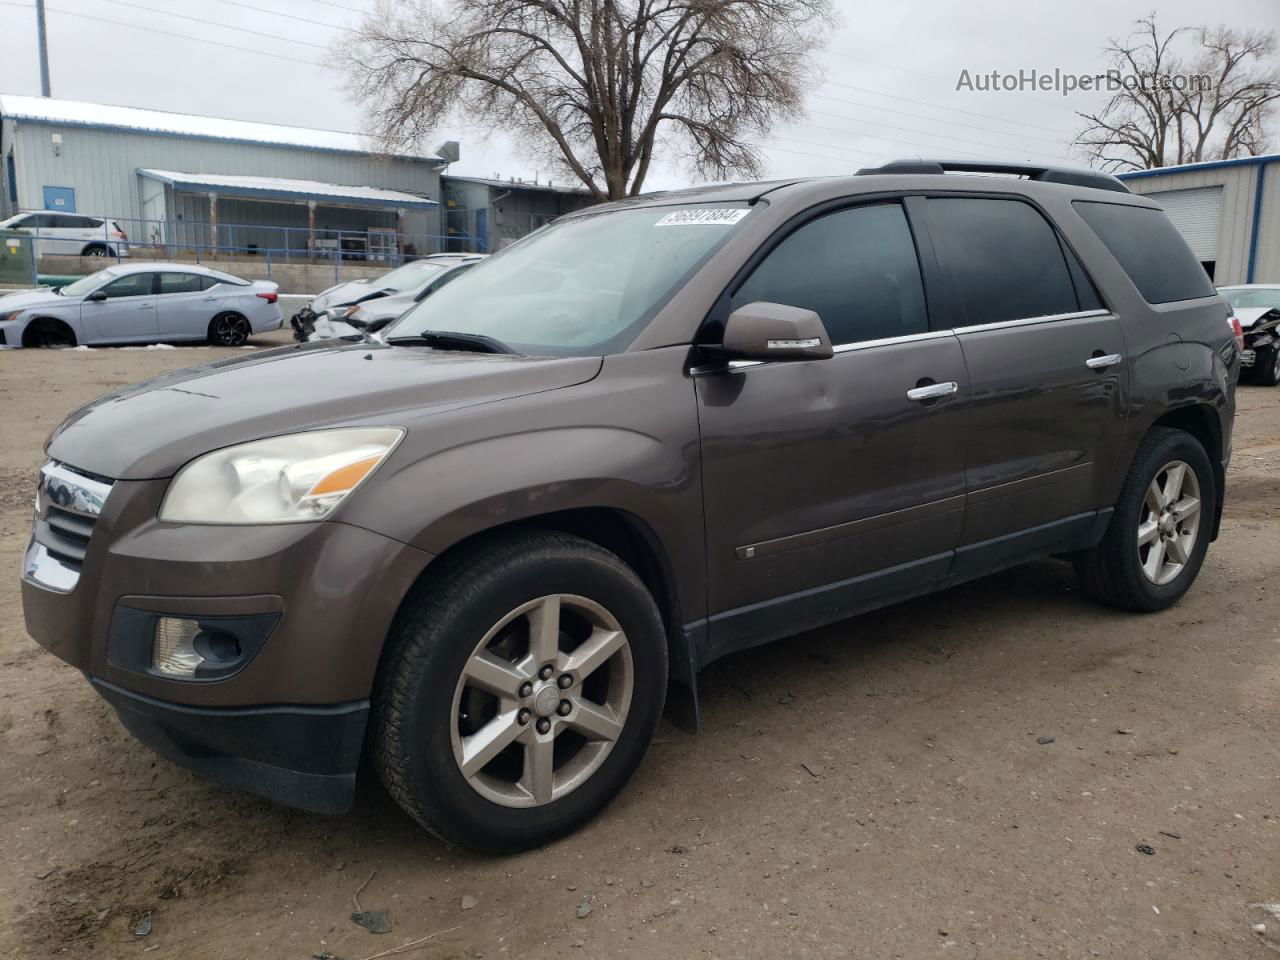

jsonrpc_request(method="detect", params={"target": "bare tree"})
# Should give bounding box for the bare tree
[340,0,835,200]
[1074,14,1280,171]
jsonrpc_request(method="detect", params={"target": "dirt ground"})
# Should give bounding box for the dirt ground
[1,335,1277,960]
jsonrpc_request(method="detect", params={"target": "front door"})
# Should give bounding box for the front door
[696,201,969,654]
[81,271,158,342]
[919,195,1129,570]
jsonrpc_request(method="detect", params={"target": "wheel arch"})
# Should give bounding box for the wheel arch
[1148,403,1225,540]
[382,505,701,731]
[20,315,77,348]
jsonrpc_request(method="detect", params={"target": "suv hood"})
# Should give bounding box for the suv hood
[48,341,603,479]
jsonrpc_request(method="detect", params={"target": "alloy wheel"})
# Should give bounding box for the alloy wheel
[450,594,634,808]
[1137,459,1202,585]
[214,315,250,346]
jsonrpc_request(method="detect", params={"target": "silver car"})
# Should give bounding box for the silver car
[292,254,486,341]
[0,263,282,348]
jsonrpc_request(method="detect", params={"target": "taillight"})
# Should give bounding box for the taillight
[1229,315,1244,350]
[257,292,278,304]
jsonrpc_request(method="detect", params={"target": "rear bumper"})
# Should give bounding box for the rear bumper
[93,677,367,813]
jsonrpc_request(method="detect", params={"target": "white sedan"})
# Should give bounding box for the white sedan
[0,263,282,348]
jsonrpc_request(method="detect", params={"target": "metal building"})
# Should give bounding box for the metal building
[442,175,595,251]
[0,94,457,259]
[1118,153,1279,285]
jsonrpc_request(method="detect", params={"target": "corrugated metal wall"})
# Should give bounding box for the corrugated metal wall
[1254,162,1280,284]
[1123,164,1261,284]
[5,119,444,236]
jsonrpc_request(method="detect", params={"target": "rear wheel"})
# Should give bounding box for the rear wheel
[208,312,251,347]
[373,533,667,852]
[1074,427,1214,611]
[1255,346,1280,387]
[81,243,109,258]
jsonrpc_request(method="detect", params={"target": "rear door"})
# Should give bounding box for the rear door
[919,195,1128,571]
[155,271,215,338]
[80,271,158,342]
[696,200,969,652]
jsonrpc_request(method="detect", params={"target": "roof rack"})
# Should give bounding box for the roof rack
[855,159,1130,194]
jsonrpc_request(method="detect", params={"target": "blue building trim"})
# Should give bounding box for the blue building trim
[1247,165,1268,283]
[1116,153,1278,181]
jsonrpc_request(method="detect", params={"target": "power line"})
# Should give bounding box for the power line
[807,98,1067,146]
[818,81,1077,137]
[790,112,1071,163]
[96,0,331,50]
[27,3,327,68]
[209,0,355,33]
[767,131,1055,166]
[299,0,372,11]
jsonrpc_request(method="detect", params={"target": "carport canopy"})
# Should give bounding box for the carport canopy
[136,169,438,210]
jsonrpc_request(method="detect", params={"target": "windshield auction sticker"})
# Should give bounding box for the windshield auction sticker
[654,209,751,227]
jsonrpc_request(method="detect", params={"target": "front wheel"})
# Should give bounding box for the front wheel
[373,533,667,852]
[1074,427,1214,612]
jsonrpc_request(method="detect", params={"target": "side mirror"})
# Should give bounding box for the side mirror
[719,301,833,362]
[86,290,108,302]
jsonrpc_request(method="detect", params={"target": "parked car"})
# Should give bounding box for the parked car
[291,253,486,341]
[0,210,130,258]
[21,160,1237,853]
[0,263,281,348]
[1219,284,1280,385]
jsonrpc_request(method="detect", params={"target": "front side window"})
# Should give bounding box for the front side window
[391,204,753,355]
[925,197,1080,327]
[731,203,928,345]
[99,273,154,299]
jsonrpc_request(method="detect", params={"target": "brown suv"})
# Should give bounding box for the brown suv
[22,160,1237,852]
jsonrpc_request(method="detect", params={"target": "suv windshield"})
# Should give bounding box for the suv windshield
[374,259,449,293]
[1222,288,1280,311]
[59,269,119,298]
[388,204,754,355]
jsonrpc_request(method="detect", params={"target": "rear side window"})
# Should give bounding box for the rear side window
[198,275,221,291]
[731,203,928,344]
[925,198,1080,326]
[1073,201,1216,304]
[158,272,204,294]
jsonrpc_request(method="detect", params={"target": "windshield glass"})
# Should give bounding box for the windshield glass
[59,269,119,298]
[374,260,448,293]
[1222,288,1280,310]
[388,204,753,355]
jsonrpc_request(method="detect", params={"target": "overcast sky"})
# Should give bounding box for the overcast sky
[0,0,1275,190]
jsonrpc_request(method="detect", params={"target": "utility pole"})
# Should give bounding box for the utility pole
[35,0,51,97]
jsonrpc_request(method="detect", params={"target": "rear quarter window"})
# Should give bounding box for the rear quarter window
[1073,201,1216,304]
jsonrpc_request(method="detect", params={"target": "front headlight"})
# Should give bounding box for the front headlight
[159,427,404,524]
[1,311,22,324]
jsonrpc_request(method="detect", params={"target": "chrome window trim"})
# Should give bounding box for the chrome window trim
[951,308,1113,335]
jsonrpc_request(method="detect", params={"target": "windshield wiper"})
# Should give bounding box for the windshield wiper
[385,330,516,355]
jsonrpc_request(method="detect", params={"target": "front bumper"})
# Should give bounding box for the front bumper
[21,468,434,810]
[92,678,367,813]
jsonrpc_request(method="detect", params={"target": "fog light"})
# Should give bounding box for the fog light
[152,617,203,678]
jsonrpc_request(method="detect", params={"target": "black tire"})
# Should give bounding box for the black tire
[81,243,109,258]
[207,312,251,347]
[21,318,77,348]
[1074,427,1215,612]
[1255,346,1280,387]
[373,532,667,852]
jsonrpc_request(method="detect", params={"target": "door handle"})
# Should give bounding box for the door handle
[906,381,959,401]
[1086,353,1122,370]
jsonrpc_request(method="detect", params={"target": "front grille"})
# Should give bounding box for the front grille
[25,461,113,591]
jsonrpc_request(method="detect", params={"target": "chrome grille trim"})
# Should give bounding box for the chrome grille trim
[26,461,114,592]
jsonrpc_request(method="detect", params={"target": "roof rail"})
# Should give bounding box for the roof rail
[855,159,1131,194]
